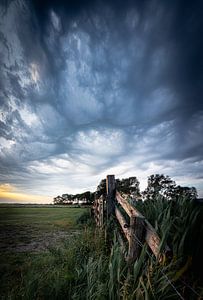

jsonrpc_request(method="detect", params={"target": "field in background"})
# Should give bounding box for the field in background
[0,205,89,298]
[0,204,88,252]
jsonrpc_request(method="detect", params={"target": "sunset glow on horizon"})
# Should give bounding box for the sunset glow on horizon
[0,184,51,204]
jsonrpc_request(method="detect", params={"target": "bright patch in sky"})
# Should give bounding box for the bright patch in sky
[0,184,51,203]
[30,63,40,83]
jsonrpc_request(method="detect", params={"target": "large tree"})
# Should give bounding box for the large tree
[142,174,197,201]
[116,177,141,198]
[95,177,141,199]
[95,179,106,198]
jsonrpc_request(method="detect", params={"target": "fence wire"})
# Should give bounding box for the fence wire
[131,228,202,300]
[93,192,202,299]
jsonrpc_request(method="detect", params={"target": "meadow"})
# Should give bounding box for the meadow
[0,199,203,300]
[0,205,89,299]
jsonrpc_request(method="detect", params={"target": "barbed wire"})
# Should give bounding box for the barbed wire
[96,194,202,299]
[131,231,185,300]
[180,279,202,298]
[131,229,202,299]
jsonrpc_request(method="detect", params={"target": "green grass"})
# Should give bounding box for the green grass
[0,205,89,299]
[0,205,87,228]
[1,200,203,300]
[0,205,88,251]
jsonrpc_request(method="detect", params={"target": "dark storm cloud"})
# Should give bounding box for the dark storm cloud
[0,0,203,196]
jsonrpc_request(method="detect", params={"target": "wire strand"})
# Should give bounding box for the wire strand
[127,224,202,299]
[131,231,185,300]
[180,279,202,298]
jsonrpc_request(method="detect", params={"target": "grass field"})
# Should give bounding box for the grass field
[1,201,202,299]
[0,205,89,299]
[0,205,88,252]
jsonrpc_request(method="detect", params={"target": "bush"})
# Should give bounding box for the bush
[76,210,93,226]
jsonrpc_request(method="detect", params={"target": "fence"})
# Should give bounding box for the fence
[93,175,169,262]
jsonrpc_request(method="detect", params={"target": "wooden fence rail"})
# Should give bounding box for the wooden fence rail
[93,175,169,262]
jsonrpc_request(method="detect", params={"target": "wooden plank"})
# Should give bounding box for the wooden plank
[116,191,143,218]
[116,191,163,258]
[100,195,104,227]
[117,231,126,255]
[145,220,161,258]
[94,179,169,259]
[106,175,116,218]
[94,198,99,226]
[95,213,99,222]
[98,197,102,227]
[94,195,104,227]
[127,216,145,262]
[115,207,130,242]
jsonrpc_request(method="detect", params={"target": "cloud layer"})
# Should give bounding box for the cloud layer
[0,0,203,201]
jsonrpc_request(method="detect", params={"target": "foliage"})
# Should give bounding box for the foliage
[54,191,94,205]
[116,177,141,198]
[95,177,141,199]
[55,176,141,205]
[134,195,200,256]
[76,210,93,226]
[142,174,197,201]
[95,178,107,198]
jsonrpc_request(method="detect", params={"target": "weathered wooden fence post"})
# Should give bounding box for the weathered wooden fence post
[99,195,104,227]
[93,195,104,228]
[106,175,116,220]
[93,198,98,226]
[93,175,165,262]
[127,216,145,262]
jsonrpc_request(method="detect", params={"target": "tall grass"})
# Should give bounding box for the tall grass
[5,196,203,300]
[134,195,202,257]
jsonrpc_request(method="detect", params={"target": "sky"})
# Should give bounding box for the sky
[0,0,203,203]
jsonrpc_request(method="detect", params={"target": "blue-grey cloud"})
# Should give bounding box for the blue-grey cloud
[0,0,203,199]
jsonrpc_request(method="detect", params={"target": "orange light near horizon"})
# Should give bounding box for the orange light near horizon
[0,184,51,204]
[0,183,15,193]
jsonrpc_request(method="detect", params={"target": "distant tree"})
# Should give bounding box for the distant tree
[95,177,141,199]
[53,197,58,205]
[54,174,198,205]
[95,179,106,198]
[53,191,94,205]
[173,186,197,200]
[116,177,141,198]
[142,174,176,200]
[53,196,64,205]
[76,191,94,204]
[142,174,197,201]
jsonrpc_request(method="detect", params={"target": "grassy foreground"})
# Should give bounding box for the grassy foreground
[0,205,89,299]
[0,199,203,299]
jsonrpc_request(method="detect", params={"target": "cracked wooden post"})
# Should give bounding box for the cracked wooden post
[106,175,116,220]
[98,195,104,227]
[94,198,98,226]
[127,216,145,263]
[100,195,104,227]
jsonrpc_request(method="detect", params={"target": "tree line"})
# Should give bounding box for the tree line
[53,174,197,205]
